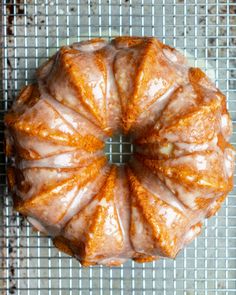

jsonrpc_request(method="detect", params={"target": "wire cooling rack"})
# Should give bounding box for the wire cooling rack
[0,1,236,294]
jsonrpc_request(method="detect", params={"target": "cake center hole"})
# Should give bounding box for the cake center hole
[105,134,133,164]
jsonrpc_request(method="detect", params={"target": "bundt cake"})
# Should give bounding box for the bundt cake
[5,37,235,266]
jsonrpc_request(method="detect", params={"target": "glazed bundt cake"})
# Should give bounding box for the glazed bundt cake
[5,37,235,266]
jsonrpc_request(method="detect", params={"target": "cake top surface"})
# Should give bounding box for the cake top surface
[4,37,235,266]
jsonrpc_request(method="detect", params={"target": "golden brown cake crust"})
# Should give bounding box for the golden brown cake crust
[4,37,235,266]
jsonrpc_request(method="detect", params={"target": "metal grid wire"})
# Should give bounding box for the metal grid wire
[0,0,236,294]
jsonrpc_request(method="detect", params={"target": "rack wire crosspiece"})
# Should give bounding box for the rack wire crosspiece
[0,1,236,294]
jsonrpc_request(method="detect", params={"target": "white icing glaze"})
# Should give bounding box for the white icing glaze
[174,136,218,154]
[130,158,187,214]
[15,167,77,200]
[131,85,176,138]
[27,217,49,235]
[44,95,106,140]
[58,165,111,228]
[5,37,235,266]
[220,113,233,140]
[14,132,76,158]
[159,143,174,156]
[72,40,108,52]
[19,150,103,169]
[224,148,235,178]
